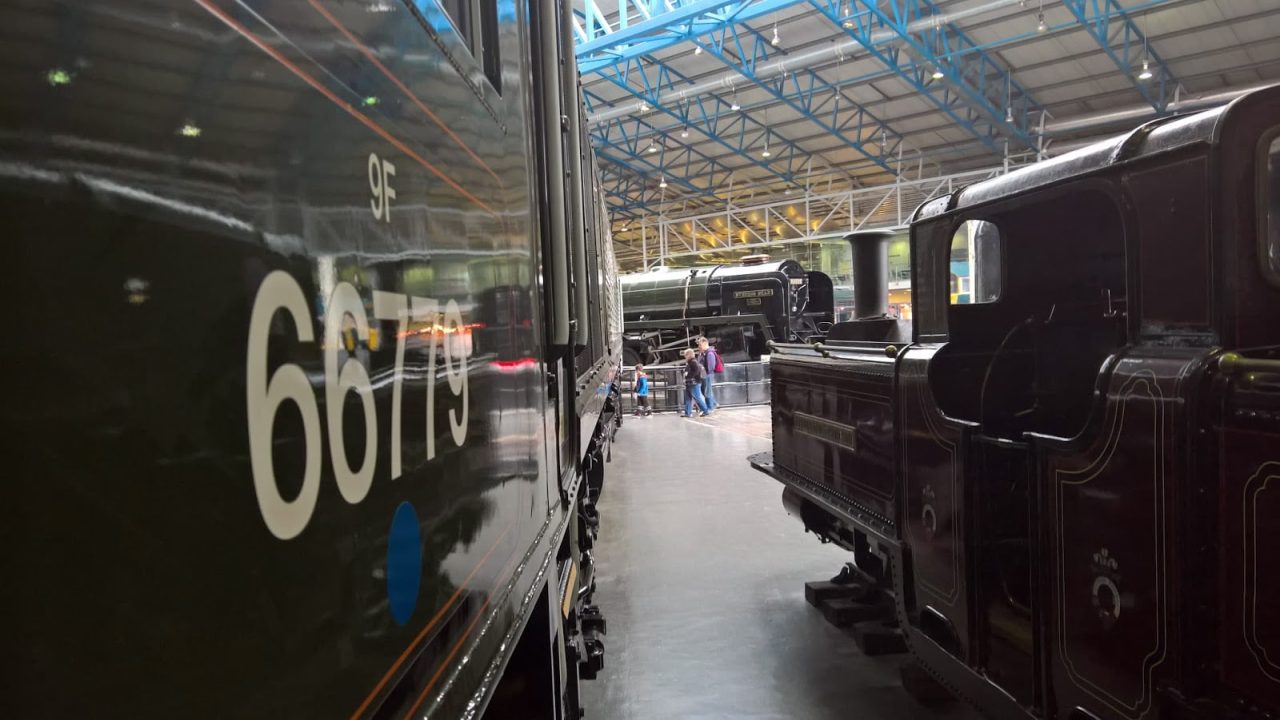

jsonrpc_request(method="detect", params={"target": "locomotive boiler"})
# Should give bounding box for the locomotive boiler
[620,258,834,364]
[752,85,1280,720]
[3,1,621,719]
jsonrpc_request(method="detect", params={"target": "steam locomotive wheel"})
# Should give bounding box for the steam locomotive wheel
[623,346,643,368]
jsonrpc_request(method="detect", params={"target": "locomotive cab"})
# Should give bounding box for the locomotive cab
[755,84,1280,720]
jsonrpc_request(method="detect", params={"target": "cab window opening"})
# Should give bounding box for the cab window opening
[1263,132,1280,286]
[950,219,1003,305]
[928,189,1128,441]
[435,0,502,94]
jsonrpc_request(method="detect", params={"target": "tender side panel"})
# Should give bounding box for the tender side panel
[770,350,897,523]
[1035,351,1205,720]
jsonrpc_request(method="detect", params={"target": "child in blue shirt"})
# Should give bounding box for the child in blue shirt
[633,364,652,416]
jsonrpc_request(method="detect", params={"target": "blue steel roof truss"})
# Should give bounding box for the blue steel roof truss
[574,0,808,74]
[577,0,1055,215]
[1062,0,1178,112]
[589,55,812,187]
[695,22,904,173]
[813,0,1046,153]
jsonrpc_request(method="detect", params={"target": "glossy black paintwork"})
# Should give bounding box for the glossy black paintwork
[2,1,618,718]
[759,85,1280,720]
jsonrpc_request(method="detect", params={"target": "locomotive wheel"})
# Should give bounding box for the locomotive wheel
[622,347,643,368]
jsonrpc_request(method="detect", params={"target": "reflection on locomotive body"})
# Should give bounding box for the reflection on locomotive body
[4,1,622,719]
[753,85,1280,719]
[620,258,834,364]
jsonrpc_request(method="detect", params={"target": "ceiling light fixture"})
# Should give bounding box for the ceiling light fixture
[771,25,781,47]
[1036,12,1047,33]
[1137,35,1154,80]
[842,0,855,28]
[659,176,668,189]
[647,143,659,154]
[680,127,689,138]
[730,96,741,111]
[931,66,945,80]
[639,100,649,112]
[178,121,202,138]
[694,45,703,55]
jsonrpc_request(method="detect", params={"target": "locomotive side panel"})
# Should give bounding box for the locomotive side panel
[769,353,897,523]
[1212,91,1280,711]
[898,348,972,657]
[1035,352,1205,720]
[0,1,605,718]
[1218,411,1280,710]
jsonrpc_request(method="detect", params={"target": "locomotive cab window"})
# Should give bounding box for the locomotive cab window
[928,189,1127,441]
[950,219,1002,304]
[438,0,502,92]
[1264,133,1280,285]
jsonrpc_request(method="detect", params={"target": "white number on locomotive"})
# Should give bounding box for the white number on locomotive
[246,270,469,540]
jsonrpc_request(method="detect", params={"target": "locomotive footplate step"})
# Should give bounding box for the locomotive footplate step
[804,580,862,607]
[848,620,908,656]
[821,597,891,627]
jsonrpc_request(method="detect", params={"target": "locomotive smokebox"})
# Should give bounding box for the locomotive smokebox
[846,230,896,320]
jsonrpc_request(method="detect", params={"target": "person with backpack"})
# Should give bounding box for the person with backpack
[632,364,652,417]
[681,349,710,417]
[696,336,723,413]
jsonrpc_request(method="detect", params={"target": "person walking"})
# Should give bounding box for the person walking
[681,348,710,417]
[696,336,721,413]
[633,364,652,416]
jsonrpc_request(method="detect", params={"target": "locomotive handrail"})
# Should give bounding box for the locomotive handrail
[1219,352,1280,376]
[766,340,822,356]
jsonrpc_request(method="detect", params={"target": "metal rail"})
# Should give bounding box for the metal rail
[619,360,772,413]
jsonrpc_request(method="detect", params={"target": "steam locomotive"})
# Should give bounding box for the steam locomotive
[620,259,834,364]
[3,1,621,718]
[752,85,1280,719]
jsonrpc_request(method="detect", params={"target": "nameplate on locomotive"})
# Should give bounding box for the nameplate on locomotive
[733,288,775,299]
[794,412,858,452]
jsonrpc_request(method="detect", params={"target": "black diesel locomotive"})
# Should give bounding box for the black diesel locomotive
[754,85,1280,720]
[4,1,621,718]
[620,258,834,364]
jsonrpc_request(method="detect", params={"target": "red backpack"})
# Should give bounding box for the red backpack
[712,349,725,374]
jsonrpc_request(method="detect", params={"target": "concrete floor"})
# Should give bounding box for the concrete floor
[580,406,981,720]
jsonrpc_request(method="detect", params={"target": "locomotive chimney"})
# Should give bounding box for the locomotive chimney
[845,230,895,320]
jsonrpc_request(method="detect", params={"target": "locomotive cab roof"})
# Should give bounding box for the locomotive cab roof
[914,83,1280,221]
